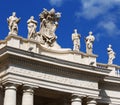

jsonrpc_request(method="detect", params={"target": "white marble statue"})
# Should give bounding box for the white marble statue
[85,31,95,54]
[27,16,37,39]
[72,29,81,52]
[39,8,61,46]
[7,12,20,35]
[107,44,115,65]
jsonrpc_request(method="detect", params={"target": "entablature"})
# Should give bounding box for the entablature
[0,46,111,77]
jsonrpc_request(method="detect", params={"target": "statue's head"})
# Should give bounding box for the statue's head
[12,12,16,17]
[74,29,77,34]
[109,44,112,48]
[30,16,34,20]
[89,31,93,35]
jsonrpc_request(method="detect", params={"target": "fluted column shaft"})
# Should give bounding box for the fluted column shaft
[22,87,34,105]
[3,85,17,105]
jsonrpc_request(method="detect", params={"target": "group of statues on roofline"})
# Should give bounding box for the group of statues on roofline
[72,30,95,54]
[7,8,61,47]
[7,8,115,65]
[72,29,115,64]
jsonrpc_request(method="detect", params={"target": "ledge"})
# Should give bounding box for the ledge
[0,46,111,76]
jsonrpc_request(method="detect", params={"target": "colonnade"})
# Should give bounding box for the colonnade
[71,94,96,105]
[3,84,34,105]
[2,84,97,105]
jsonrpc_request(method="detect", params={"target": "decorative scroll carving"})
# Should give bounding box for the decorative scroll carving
[38,8,61,47]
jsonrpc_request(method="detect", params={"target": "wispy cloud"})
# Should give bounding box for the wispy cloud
[95,33,101,41]
[49,0,71,7]
[75,0,120,40]
[98,21,120,36]
[99,21,116,34]
[49,0,63,7]
[76,0,120,20]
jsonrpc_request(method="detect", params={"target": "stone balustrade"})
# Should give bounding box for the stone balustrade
[0,35,97,66]
[97,63,120,77]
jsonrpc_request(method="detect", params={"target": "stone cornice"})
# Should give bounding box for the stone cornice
[97,62,120,69]
[104,76,120,84]
[0,46,111,77]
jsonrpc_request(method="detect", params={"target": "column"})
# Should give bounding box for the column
[0,87,4,105]
[71,94,82,105]
[22,86,34,105]
[87,100,96,105]
[3,84,17,105]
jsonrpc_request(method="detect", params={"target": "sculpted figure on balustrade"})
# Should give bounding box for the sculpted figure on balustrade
[85,31,95,54]
[27,16,37,40]
[107,44,115,64]
[7,12,20,35]
[72,29,81,52]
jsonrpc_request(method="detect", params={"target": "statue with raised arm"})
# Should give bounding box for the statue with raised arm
[72,29,81,52]
[7,12,20,35]
[107,44,115,65]
[39,8,61,46]
[85,31,95,54]
[27,16,37,39]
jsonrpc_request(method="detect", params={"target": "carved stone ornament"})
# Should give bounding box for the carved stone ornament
[107,44,115,65]
[7,12,20,35]
[38,8,61,47]
[72,29,81,52]
[27,16,37,39]
[85,31,95,54]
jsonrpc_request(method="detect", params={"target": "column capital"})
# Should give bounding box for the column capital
[87,99,96,105]
[22,86,34,94]
[71,94,84,102]
[22,84,38,93]
[23,88,34,94]
[4,83,18,91]
[87,95,100,105]
[71,94,85,98]
[22,85,34,105]
[2,82,21,89]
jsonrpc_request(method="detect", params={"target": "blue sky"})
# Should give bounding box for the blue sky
[0,0,120,65]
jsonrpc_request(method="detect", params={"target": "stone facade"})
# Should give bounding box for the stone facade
[0,9,120,105]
